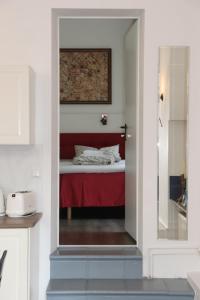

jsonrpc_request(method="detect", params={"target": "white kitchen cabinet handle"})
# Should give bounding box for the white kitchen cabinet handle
[0,250,7,285]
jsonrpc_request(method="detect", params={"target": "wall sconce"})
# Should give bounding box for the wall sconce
[160,93,164,101]
[100,114,108,125]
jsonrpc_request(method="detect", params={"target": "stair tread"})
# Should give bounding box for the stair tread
[51,247,142,260]
[47,278,194,296]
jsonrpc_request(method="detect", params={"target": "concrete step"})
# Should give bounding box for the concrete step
[50,247,142,279]
[46,278,194,300]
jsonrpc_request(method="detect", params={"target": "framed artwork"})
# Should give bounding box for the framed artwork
[60,48,112,104]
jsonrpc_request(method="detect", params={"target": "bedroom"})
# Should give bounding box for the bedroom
[58,18,140,246]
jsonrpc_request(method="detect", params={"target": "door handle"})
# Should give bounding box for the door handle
[120,123,128,141]
[0,250,7,285]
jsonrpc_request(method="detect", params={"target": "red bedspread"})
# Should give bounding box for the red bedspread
[60,172,125,208]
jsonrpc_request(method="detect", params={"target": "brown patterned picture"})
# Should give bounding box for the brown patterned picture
[60,48,112,104]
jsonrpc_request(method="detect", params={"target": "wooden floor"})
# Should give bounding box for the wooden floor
[59,219,136,245]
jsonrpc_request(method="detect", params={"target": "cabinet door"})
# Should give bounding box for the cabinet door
[0,229,29,300]
[0,66,32,144]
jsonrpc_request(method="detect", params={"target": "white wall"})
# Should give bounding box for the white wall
[0,1,200,299]
[168,48,188,177]
[59,19,132,133]
[0,3,52,300]
[169,121,187,176]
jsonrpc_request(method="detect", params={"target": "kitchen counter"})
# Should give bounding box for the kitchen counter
[0,212,42,228]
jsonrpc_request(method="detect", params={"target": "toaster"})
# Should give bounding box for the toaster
[6,191,36,217]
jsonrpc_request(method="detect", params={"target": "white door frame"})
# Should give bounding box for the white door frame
[51,9,144,248]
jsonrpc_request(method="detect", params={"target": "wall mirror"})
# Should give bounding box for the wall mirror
[157,46,189,240]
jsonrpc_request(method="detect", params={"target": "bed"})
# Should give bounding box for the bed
[59,133,125,219]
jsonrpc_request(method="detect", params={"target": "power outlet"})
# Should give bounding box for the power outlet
[32,170,40,177]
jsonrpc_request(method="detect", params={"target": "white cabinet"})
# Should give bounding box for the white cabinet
[0,66,33,144]
[0,226,39,300]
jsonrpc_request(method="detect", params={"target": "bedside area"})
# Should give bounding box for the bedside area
[0,213,42,300]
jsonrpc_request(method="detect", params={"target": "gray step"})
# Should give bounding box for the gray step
[50,247,142,279]
[46,278,194,300]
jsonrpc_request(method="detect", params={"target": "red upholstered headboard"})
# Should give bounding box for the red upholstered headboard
[60,133,125,159]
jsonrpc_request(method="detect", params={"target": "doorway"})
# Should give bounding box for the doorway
[52,13,143,247]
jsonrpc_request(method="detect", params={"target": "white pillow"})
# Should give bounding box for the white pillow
[100,145,121,162]
[82,150,105,157]
[74,145,97,157]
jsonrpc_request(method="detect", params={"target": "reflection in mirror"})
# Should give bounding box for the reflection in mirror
[158,46,189,240]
